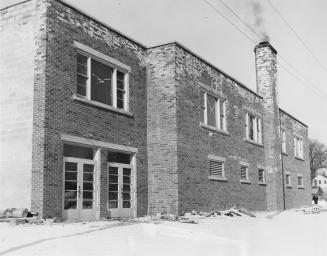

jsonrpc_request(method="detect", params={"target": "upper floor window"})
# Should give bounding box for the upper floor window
[76,52,129,111]
[245,113,262,144]
[200,91,226,131]
[281,129,287,153]
[285,173,291,187]
[294,136,303,159]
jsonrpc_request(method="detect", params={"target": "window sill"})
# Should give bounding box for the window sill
[258,182,267,186]
[72,94,133,117]
[297,186,305,189]
[240,179,251,184]
[209,176,228,182]
[286,185,292,189]
[200,123,230,136]
[295,156,305,161]
[244,139,264,147]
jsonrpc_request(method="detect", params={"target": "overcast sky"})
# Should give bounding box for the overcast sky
[2,0,327,144]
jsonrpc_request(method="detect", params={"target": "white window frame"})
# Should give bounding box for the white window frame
[74,41,130,112]
[285,172,291,187]
[297,174,304,188]
[200,91,227,131]
[281,129,287,153]
[208,154,227,181]
[294,135,304,159]
[245,113,262,144]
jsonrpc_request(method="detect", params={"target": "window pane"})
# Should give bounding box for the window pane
[123,176,131,184]
[117,71,125,90]
[117,90,124,109]
[83,173,93,182]
[65,191,77,200]
[109,184,118,192]
[123,184,131,192]
[91,59,113,105]
[77,84,87,96]
[63,144,94,159]
[123,168,131,176]
[65,162,77,172]
[77,63,87,75]
[83,191,93,200]
[77,54,88,65]
[83,164,94,173]
[108,192,118,200]
[249,115,254,140]
[207,94,216,127]
[109,175,118,183]
[65,181,77,190]
[123,201,131,208]
[77,75,87,86]
[200,91,205,123]
[83,182,93,191]
[220,100,225,130]
[122,193,131,200]
[65,171,77,181]
[109,166,118,175]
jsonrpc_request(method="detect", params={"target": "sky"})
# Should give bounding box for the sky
[1,0,327,144]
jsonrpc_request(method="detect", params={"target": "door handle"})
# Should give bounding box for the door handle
[78,185,81,197]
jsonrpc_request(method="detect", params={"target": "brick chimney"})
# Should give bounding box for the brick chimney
[254,42,284,211]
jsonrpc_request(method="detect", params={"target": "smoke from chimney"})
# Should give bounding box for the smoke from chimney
[249,0,270,42]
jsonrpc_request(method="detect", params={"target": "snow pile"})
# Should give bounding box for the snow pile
[0,204,326,256]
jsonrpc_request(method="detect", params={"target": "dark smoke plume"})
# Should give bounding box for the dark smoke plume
[249,0,270,42]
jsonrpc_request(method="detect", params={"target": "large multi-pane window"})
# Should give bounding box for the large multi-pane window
[200,91,226,131]
[245,113,262,144]
[76,52,128,110]
[294,136,303,159]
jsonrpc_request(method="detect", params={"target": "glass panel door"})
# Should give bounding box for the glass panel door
[108,167,119,209]
[64,162,78,210]
[82,164,95,209]
[122,168,132,208]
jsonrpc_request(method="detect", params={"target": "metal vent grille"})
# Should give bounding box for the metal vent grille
[241,166,248,180]
[209,160,223,177]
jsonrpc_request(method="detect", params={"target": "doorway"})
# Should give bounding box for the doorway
[63,157,97,221]
[108,163,134,218]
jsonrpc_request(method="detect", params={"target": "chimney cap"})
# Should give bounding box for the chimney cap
[254,41,277,54]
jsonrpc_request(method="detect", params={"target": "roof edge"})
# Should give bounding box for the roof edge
[55,0,148,49]
[279,108,308,127]
[149,41,262,99]
[0,0,32,12]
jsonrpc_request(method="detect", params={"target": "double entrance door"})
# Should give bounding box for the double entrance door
[63,157,97,221]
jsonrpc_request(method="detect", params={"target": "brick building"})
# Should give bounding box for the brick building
[0,0,311,220]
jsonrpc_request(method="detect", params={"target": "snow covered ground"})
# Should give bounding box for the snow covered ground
[0,202,326,256]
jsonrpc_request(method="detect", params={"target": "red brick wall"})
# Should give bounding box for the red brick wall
[31,0,148,218]
[147,44,179,215]
[280,111,311,208]
[174,45,267,214]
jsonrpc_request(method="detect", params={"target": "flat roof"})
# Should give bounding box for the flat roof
[2,0,308,128]
[279,108,308,127]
